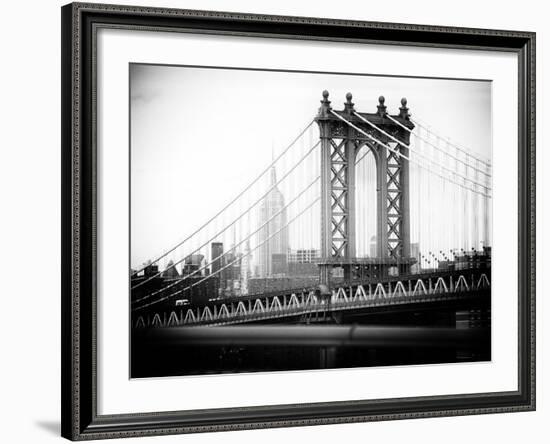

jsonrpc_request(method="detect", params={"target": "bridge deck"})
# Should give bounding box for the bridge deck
[134,267,490,328]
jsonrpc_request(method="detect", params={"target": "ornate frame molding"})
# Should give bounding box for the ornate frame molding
[61,2,535,440]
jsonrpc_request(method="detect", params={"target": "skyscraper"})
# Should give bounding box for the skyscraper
[211,242,224,275]
[240,240,251,295]
[258,166,288,277]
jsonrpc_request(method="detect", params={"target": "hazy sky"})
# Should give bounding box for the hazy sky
[130,64,491,268]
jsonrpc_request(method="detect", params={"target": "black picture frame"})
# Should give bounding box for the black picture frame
[61,2,536,440]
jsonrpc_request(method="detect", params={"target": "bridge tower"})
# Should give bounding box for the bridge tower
[316,91,415,286]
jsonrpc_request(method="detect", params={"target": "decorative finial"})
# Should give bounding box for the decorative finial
[399,97,410,119]
[317,90,332,119]
[344,92,355,114]
[377,95,387,116]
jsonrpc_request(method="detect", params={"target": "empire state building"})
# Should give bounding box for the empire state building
[258,166,289,277]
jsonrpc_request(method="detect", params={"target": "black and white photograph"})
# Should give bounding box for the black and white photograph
[1,0,542,442]
[130,64,492,378]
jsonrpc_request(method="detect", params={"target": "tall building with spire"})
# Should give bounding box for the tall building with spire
[240,239,251,295]
[258,166,289,277]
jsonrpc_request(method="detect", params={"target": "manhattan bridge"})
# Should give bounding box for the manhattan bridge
[131,91,491,375]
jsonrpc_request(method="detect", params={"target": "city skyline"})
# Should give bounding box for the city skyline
[130,64,491,270]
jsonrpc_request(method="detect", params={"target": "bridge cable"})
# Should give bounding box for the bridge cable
[132,139,321,290]
[133,196,320,311]
[329,111,491,198]
[353,112,491,191]
[132,176,321,306]
[131,119,315,277]
[409,115,491,167]
[385,115,491,177]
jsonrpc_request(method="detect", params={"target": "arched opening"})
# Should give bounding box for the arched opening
[354,143,378,258]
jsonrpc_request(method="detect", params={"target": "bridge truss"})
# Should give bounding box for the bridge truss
[134,268,490,328]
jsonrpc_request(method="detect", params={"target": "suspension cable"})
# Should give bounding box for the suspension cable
[354,112,491,191]
[132,176,320,305]
[131,119,315,276]
[409,116,491,167]
[355,145,372,166]
[385,115,491,177]
[133,197,320,311]
[329,110,491,198]
[132,140,321,290]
